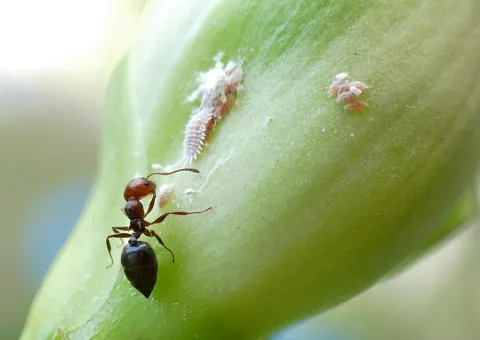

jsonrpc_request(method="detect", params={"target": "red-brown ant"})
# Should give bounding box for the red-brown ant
[106,168,211,298]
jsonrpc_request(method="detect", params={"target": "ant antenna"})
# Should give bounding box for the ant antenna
[146,168,199,179]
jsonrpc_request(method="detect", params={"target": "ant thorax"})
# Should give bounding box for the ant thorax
[129,219,146,235]
[124,199,145,220]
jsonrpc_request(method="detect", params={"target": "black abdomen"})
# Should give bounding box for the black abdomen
[121,241,158,298]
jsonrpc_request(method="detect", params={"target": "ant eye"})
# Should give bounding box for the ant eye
[144,182,150,186]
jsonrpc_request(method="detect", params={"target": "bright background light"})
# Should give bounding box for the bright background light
[0,0,110,72]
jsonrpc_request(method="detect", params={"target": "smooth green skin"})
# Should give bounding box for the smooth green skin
[387,186,479,277]
[21,0,480,339]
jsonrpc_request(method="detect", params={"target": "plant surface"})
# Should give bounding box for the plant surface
[22,0,480,338]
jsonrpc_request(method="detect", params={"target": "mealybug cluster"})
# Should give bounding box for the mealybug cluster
[328,72,368,111]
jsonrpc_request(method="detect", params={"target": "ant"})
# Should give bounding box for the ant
[105,167,211,298]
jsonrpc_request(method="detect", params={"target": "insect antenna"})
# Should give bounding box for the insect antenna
[146,168,200,179]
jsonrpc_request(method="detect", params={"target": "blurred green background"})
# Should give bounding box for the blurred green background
[2,0,479,339]
[0,1,143,338]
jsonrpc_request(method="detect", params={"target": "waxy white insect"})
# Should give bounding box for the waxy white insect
[158,184,174,209]
[182,109,213,164]
[183,53,244,164]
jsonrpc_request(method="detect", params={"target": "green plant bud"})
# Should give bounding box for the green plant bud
[21,0,480,339]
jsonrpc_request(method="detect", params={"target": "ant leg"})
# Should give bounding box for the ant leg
[144,191,157,218]
[112,226,129,247]
[106,233,131,268]
[143,229,175,262]
[145,168,200,179]
[112,226,129,233]
[146,207,212,227]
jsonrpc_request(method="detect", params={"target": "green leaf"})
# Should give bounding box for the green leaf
[22,0,480,339]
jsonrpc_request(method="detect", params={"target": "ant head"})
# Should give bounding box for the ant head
[123,177,157,201]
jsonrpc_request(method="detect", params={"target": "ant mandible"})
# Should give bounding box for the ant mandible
[105,167,211,298]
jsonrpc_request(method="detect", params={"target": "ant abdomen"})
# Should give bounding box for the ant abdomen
[121,241,158,298]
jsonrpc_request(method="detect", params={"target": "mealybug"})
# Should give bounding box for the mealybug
[158,184,174,209]
[182,53,244,164]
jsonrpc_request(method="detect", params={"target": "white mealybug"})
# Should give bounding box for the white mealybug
[158,184,174,209]
[336,72,349,81]
[182,53,244,164]
[328,72,368,111]
[182,109,214,164]
[349,81,368,92]
[328,72,349,97]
